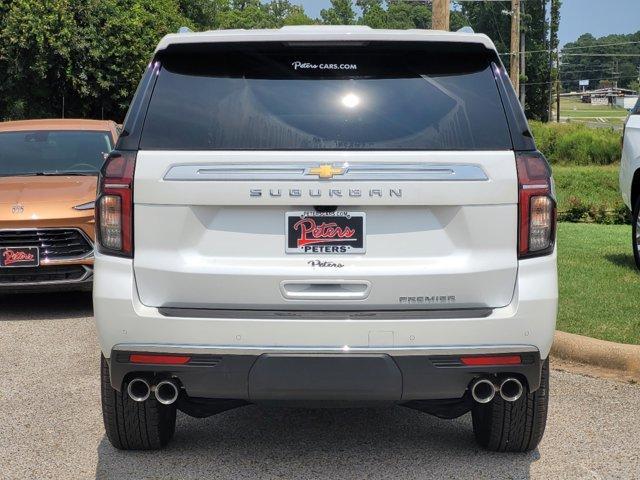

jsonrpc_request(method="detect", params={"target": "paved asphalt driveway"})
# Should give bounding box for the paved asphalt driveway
[1,292,639,480]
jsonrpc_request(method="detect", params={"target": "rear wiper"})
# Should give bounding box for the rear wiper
[39,171,98,176]
[0,172,39,177]
[0,171,98,177]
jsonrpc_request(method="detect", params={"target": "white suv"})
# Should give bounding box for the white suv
[94,26,557,452]
[619,101,640,267]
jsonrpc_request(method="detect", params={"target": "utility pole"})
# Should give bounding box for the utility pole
[519,0,526,107]
[556,48,561,123]
[548,0,560,122]
[510,0,521,94]
[432,0,451,31]
[612,58,620,90]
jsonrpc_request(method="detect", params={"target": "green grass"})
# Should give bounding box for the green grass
[530,121,621,165]
[553,164,624,211]
[558,223,640,344]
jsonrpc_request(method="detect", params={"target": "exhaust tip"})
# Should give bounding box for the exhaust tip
[471,378,496,404]
[127,378,151,402]
[155,380,179,405]
[499,377,524,402]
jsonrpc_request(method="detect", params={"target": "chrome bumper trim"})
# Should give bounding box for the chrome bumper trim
[158,307,493,320]
[112,343,539,357]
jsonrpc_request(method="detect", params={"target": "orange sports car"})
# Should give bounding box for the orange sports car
[0,119,119,291]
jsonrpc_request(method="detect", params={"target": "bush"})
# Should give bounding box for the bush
[559,196,590,222]
[529,121,622,165]
[553,165,630,225]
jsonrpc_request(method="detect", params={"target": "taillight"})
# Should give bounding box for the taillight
[516,151,556,258]
[96,151,136,257]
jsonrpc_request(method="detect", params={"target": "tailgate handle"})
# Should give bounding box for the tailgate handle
[280,281,371,300]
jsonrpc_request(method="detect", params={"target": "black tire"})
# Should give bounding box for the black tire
[471,358,549,452]
[632,197,640,270]
[101,355,177,450]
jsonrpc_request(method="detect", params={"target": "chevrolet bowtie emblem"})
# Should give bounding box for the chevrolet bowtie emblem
[11,204,24,214]
[307,164,346,179]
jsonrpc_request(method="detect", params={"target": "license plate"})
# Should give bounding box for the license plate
[286,211,365,254]
[0,246,40,268]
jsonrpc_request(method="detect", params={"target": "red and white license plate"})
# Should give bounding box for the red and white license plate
[0,246,40,268]
[286,211,365,254]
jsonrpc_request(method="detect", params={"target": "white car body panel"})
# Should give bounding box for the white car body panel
[94,249,557,359]
[620,114,640,209]
[132,150,519,310]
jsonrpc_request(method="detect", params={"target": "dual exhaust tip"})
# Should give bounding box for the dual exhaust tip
[128,375,521,406]
[470,377,524,404]
[127,378,180,405]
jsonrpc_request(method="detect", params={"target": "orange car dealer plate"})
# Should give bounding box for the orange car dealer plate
[0,246,40,268]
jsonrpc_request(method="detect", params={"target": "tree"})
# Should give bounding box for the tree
[359,2,387,28]
[281,6,315,26]
[0,0,78,119]
[523,0,551,121]
[457,0,554,121]
[320,0,356,25]
[0,0,190,120]
[265,1,314,26]
[88,0,191,117]
[386,1,430,29]
[561,32,640,92]
[178,0,226,29]
[0,0,565,122]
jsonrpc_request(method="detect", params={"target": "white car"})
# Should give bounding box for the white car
[619,103,640,267]
[94,26,557,452]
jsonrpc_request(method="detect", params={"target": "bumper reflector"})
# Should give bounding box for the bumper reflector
[129,354,191,365]
[460,355,522,366]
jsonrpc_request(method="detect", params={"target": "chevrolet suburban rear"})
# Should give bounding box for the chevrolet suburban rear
[94,26,557,452]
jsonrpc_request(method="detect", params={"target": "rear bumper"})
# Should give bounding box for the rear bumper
[109,346,542,403]
[94,250,557,401]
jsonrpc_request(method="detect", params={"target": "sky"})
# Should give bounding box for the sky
[292,0,640,46]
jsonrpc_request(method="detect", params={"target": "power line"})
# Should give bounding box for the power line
[561,53,640,57]
[522,73,640,86]
[501,51,640,57]
[559,67,622,75]
[499,40,640,56]
[562,40,640,50]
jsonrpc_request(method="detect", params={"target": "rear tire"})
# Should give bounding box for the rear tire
[101,355,177,450]
[471,358,549,452]
[632,197,640,269]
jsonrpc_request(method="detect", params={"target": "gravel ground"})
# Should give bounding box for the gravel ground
[1,292,639,480]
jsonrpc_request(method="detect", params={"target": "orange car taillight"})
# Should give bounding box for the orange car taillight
[516,151,556,259]
[96,151,136,257]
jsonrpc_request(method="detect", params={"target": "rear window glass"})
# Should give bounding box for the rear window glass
[141,42,512,151]
[0,130,112,176]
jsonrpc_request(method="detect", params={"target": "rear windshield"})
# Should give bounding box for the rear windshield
[141,42,512,151]
[0,130,112,176]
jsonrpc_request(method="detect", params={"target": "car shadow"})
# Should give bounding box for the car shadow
[0,290,93,321]
[604,253,637,272]
[95,406,536,480]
